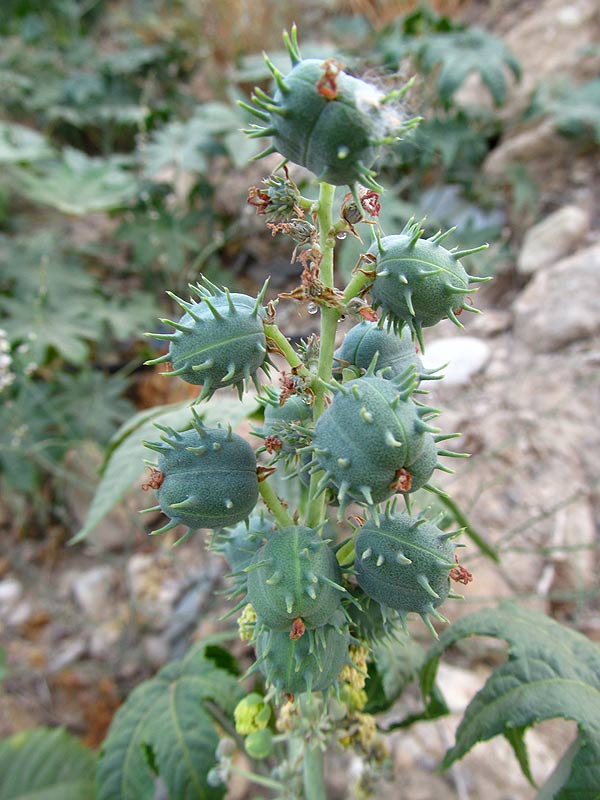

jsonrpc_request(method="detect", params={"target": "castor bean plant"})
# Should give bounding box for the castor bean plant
[78,26,600,800]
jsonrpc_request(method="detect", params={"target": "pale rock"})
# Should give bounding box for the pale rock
[513,242,600,351]
[48,638,87,673]
[7,600,33,627]
[142,635,170,667]
[421,336,491,386]
[435,662,489,713]
[500,0,599,113]
[127,553,181,631]
[71,565,117,621]
[517,205,590,276]
[0,578,23,615]
[89,619,124,659]
[484,119,569,177]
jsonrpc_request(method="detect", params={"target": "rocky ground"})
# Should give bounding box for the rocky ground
[0,0,599,798]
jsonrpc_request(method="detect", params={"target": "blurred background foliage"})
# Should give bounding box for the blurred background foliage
[0,0,597,533]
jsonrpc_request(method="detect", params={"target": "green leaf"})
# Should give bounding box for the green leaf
[97,639,243,800]
[10,149,139,214]
[70,394,260,544]
[0,727,96,800]
[417,27,520,107]
[534,78,600,144]
[365,633,428,714]
[140,103,242,178]
[0,121,54,163]
[365,634,449,727]
[421,602,600,799]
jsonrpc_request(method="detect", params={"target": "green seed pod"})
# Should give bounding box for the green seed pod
[368,220,488,350]
[241,27,417,189]
[145,276,270,401]
[257,387,313,457]
[254,615,350,695]
[213,512,275,574]
[246,526,345,631]
[306,370,439,514]
[333,320,430,381]
[355,510,460,635]
[143,411,258,536]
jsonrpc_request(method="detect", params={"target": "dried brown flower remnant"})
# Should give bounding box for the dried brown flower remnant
[316,58,343,100]
[142,467,164,491]
[450,555,473,585]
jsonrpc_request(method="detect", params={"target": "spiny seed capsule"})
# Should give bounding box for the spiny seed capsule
[143,410,258,536]
[246,526,346,631]
[256,387,313,457]
[333,320,438,382]
[145,276,271,401]
[254,614,351,695]
[368,220,489,351]
[241,26,418,189]
[355,509,463,637]
[306,368,440,514]
[211,512,275,599]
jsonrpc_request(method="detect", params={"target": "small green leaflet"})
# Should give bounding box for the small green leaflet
[540,78,600,144]
[421,602,600,799]
[70,393,260,544]
[0,121,54,163]
[364,631,449,726]
[0,727,96,800]
[10,148,139,215]
[417,27,521,106]
[97,639,244,800]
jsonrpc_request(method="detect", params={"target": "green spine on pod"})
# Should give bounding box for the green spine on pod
[241,26,418,189]
[368,220,488,351]
[246,526,346,631]
[145,276,270,401]
[354,509,461,636]
[143,411,258,535]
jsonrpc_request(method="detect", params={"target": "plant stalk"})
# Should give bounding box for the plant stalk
[264,323,311,379]
[307,181,339,528]
[259,479,295,527]
[303,745,327,800]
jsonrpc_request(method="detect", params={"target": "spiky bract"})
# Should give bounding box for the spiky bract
[146,277,270,401]
[247,526,345,631]
[347,589,400,645]
[308,372,438,513]
[355,511,458,633]
[333,321,424,381]
[211,512,274,599]
[255,616,350,695]
[243,29,415,189]
[368,221,487,349]
[144,414,258,534]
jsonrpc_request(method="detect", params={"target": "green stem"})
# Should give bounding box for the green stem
[307,182,340,528]
[303,745,326,800]
[259,479,295,527]
[342,268,375,304]
[264,323,310,378]
[228,764,285,793]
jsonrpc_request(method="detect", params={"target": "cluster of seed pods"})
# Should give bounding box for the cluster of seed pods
[139,26,487,697]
